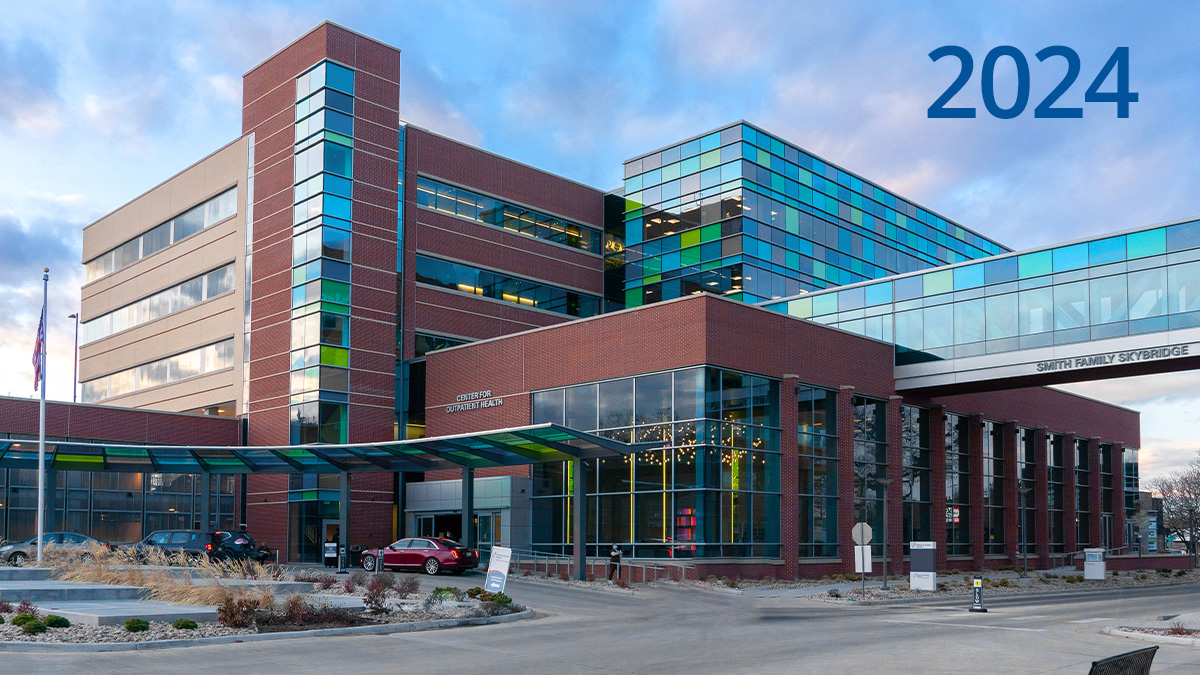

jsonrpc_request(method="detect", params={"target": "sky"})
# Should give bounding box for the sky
[0,0,1198,481]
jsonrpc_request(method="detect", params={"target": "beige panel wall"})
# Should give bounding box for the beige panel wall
[79,137,249,414]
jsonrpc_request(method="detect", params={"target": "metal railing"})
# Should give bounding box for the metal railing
[506,548,694,584]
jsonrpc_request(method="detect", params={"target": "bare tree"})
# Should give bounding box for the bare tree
[1147,451,1200,570]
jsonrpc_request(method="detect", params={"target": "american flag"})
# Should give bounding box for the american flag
[32,311,45,391]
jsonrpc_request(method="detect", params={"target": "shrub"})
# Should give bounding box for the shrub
[216,596,258,628]
[375,570,396,589]
[558,571,570,582]
[317,575,337,591]
[282,595,318,624]
[1157,568,1172,577]
[431,586,460,601]
[363,577,391,614]
[351,570,369,586]
[466,587,484,598]
[342,578,356,594]
[614,577,629,589]
[1169,621,1196,636]
[1140,574,1148,580]
[124,618,149,633]
[292,569,321,583]
[173,618,198,630]
[11,613,37,627]
[22,620,46,635]
[44,615,70,628]
[0,599,11,613]
[1176,570,1188,577]
[17,599,37,616]
[395,574,420,599]
[827,589,841,598]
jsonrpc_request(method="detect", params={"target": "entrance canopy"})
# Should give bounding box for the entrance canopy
[0,423,652,474]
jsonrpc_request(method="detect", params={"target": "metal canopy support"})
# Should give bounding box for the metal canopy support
[573,457,586,580]
[462,466,475,550]
[338,470,350,573]
[199,471,211,530]
[43,465,57,533]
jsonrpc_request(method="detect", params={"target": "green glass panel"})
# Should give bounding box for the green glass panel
[321,280,350,304]
[644,274,661,284]
[700,260,720,271]
[785,207,799,234]
[644,257,661,275]
[106,447,148,457]
[700,224,720,242]
[1018,250,1053,278]
[321,301,350,315]
[323,130,354,146]
[788,297,813,318]
[625,198,642,212]
[923,270,953,296]
[320,346,349,367]
[661,162,680,182]
[55,454,103,465]
[680,246,701,266]
[681,228,701,248]
[850,208,862,226]
[756,148,770,167]
[1127,228,1166,258]
[813,293,838,316]
[292,266,305,286]
[700,150,720,170]
[799,170,812,187]
[680,156,700,175]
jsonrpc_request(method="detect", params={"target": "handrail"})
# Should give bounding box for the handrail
[505,547,694,583]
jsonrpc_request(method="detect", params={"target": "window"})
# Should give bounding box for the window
[902,406,931,550]
[1016,428,1037,555]
[80,340,234,403]
[1076,439,1091,547]
[1048,434,1066,554]
[982,421,1004,555]
[798,386,839,557]
[81,264,236,344]
[415,255,601,318]
[852,396,887,555]
[945,414,970,556]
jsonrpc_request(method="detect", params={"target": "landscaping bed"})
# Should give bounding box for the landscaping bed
[811,568,1200,602]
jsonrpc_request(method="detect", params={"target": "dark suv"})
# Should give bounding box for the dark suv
[124,530,253,562]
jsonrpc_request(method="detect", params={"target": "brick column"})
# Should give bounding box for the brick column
[930,406,948,570]
[1063,432,1078,556]
[968,414,985,570]
[1089,437,1103,549]
[1002,420,1020,566]
[837,386,857,574]
[780,378,800,579]
[886,396,905,574]
[1111,443,1127,550]
[1034,427,1050,569]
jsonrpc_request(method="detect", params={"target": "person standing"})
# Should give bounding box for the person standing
[607,543,622,582]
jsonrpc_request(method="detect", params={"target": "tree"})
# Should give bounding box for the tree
[1146,451,1200,570]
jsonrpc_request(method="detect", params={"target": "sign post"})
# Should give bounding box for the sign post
[484,545,513,594]
[909,541,936,591]
[852,522,873,600]
[970,575,987,612]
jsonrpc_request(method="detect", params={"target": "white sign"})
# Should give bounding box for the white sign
[1147,515,1158,552]
[446,390,504,414]
[484,545,512,593]
[909,541,937,591]
[854,545,872,574]
[1084,548,1106,580]
[323,541,337,558]
[910,571,936,591]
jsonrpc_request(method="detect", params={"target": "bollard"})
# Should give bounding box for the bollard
[969,575,987,612]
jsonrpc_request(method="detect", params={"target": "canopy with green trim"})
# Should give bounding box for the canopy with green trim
[0,424,654,474]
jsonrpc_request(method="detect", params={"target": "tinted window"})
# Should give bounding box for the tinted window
[148,532,171,545]
[169,532,193,544]
[62,533,86,544]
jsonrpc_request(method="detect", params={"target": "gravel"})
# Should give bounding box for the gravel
[812,569,1200,602]
[0,612,253,643]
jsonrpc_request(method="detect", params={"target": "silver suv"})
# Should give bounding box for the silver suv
[0,532,108,566]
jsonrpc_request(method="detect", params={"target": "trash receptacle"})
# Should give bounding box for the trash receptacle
[349,545,363,568]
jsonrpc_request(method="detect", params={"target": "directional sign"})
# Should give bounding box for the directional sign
[852,522,873,545]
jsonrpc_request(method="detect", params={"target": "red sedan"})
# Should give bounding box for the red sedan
[361,537,479,575]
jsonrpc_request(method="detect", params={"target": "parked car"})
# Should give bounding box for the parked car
[0,532,109,566]
[123,529,258,563]
[360,537,479,575]
[218,530,273,563]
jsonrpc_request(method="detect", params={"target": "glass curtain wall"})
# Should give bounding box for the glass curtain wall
[852,396,888,556]
[289,59,355,445]
[901,406,932,551]
[798,386,838,557]
[1016,428,1037,554]
[1124,447,1139,517]
[1048,434,1066,553]
[982,421,1005,554]
[1100,443,1114,549]
[945,414,970,555]
[1076,439,1091,548]
[531,367,780,558]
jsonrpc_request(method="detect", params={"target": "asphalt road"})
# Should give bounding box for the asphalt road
[6,572,1200,674]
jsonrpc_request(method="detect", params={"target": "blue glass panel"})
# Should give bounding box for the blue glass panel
[838,287,865,311]
[700,133,720,151]
[1053,243,1088,272]
[894,275,923,301]
[1088,236,1126,265]
[325,62,355,94]
[864,282,892,306]
[953,263,984,290]
[984,257,1017,284]
[1167,220,1200,252]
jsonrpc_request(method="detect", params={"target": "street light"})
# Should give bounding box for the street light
[875,475,895,590]
[67,312,79,403]
[1019,482,1033,578]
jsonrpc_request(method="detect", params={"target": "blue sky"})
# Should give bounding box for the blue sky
[1,1,1198,479]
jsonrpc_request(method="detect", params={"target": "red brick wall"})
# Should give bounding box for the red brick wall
[0,397,240,445]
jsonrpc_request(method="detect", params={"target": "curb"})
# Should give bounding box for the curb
[508,576,639,596]
[1101,626,1200,648]
[810,580,1200,607]
[0,609,535,652]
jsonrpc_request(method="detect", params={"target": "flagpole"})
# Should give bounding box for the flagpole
[37,267,48,567]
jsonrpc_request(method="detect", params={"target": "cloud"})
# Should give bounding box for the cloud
[0,37,62,136]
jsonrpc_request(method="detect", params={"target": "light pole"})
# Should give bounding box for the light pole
[875,475,895,590]
[67,313,79,402]
[1019,482,1032,578]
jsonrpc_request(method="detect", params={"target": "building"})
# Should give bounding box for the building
[2,20,1178,574]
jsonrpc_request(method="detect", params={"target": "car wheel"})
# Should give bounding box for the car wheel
[424,557,441,575]
[362,555,377,572]
[10,552,27,567]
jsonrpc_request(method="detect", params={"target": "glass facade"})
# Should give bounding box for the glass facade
[81,265,235,344]
[945,414,970,555]
[982,421,1004,555]
[610,122,1006,309]
[531,367,780,558]
[289,59,356,445]
[81,339,235,403]
[84,188,237,283]
[764,217,1200,366]
[852,396,888,555]
[798,386,838,557]
[901,406,931,551]
[0,465,235,544]
[416,177,602,254]
[1048,434,1066,553]
[1016,428,1036,554]
[415,255,601,317]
